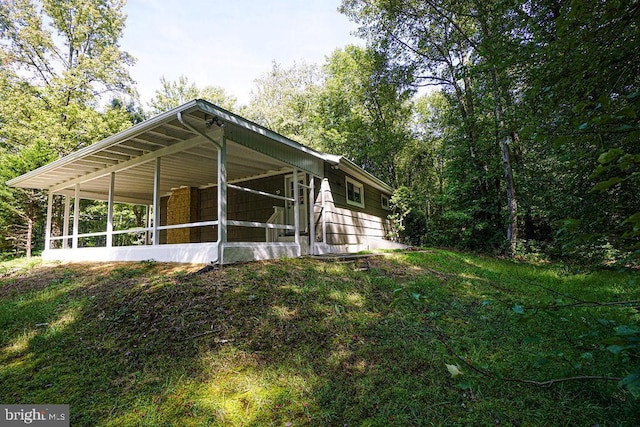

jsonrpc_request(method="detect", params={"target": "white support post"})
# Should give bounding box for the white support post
[72,184,80,249]
[152,157,161,245]
[309,176,315,255]
[322,178,327,245]
[293,168,300,256]
[45,192,53,251]
[145,205,152,245]
[218,136,227,264]
[63,195,70,249]
[106,172,115,247]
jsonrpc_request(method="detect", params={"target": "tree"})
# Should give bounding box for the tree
[313,45,413,186]
[0,0,136,256]
[244,61,322,146]
[515,0,640,262]
[147,75,238,115]
[341,0,639,262]
[341,0,521,254]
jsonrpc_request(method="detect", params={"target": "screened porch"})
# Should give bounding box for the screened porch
[9,100,329,264]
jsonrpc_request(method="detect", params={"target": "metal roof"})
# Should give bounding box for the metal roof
[7,99,392,202]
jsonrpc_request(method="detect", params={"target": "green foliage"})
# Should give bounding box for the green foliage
[243,61,322,146]
[387,186,413,242]
[0,0,136,255]
[339,0,639,264]
[604,324,640,397]
[147,75,238,115]
[313,45,414,185]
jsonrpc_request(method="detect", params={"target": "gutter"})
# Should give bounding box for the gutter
[176,110,222,149]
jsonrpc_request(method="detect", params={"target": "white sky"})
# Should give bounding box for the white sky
[120,0,363,107]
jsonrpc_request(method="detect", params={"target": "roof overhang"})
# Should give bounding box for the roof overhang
[335,157,393,194]
[7,99,393,202]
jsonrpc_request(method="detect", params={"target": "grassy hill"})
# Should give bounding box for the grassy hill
[1,250,638,426]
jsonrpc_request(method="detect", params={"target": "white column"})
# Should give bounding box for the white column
[218,136,227,264]
[293,168,300,256]
[145,205,152,245]
[152,157,161,245]
[44,192,53,251]
[72,184,80,249]
[322,178,327,245]
[62,195,71,249]
[309,176,315,255]
[106,172,115,247]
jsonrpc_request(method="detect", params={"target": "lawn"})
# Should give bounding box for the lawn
[0,250,638,426]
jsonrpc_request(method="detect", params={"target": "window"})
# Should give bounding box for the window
[346,177,365,208]
[381,194,391,210]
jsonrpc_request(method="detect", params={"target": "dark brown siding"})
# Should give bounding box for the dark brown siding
[199,174,287,242]
[321,165,392,246]
[324,164,390,218]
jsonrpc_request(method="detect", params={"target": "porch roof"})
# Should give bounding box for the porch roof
[7,99,392,203]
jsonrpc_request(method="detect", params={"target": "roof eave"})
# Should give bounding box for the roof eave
[337,157,394,194]
[6,100,201,188]
[194,99,335,165]
[7,99,394,195]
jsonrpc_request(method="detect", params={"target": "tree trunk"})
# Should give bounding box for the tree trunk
[490,68,518,256]
[500,138,518,255]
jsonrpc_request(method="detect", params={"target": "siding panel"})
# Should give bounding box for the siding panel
[320,166,392,246]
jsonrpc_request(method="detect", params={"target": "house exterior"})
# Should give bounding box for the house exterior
[7,99,405,264]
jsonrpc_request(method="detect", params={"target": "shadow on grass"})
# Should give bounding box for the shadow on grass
[1,252,638,426]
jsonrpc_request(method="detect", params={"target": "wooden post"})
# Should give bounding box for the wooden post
[322,178,328,245]
[45,191,53,251]
[63,196,70,249]
[309,176,315,255]
[145,205,151,245]
[293,168,300,256]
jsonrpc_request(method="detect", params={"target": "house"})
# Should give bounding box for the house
[7,99,405,264]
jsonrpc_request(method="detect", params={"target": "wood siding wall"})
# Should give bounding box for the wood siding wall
[160,174,289,243]
[321,165,392,245]
[157,166,392,247]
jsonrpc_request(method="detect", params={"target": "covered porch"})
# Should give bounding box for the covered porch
[9,100,331,264]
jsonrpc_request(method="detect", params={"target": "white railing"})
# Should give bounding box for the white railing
[49,220,220,248]
[47,176,303,253]
[265,206,285,242]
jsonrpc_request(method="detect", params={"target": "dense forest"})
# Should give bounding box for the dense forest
[0,0,638,266]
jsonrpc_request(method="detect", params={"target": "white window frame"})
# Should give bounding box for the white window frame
[345,176,365,208]
[381,194,391,210]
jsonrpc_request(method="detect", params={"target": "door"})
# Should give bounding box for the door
[285,174,308,234]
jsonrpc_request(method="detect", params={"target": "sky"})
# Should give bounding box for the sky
[120,0,364,107]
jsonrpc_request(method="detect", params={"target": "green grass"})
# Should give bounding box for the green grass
[0,250,638,426]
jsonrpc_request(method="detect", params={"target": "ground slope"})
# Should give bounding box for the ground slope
[0,250,638,426]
